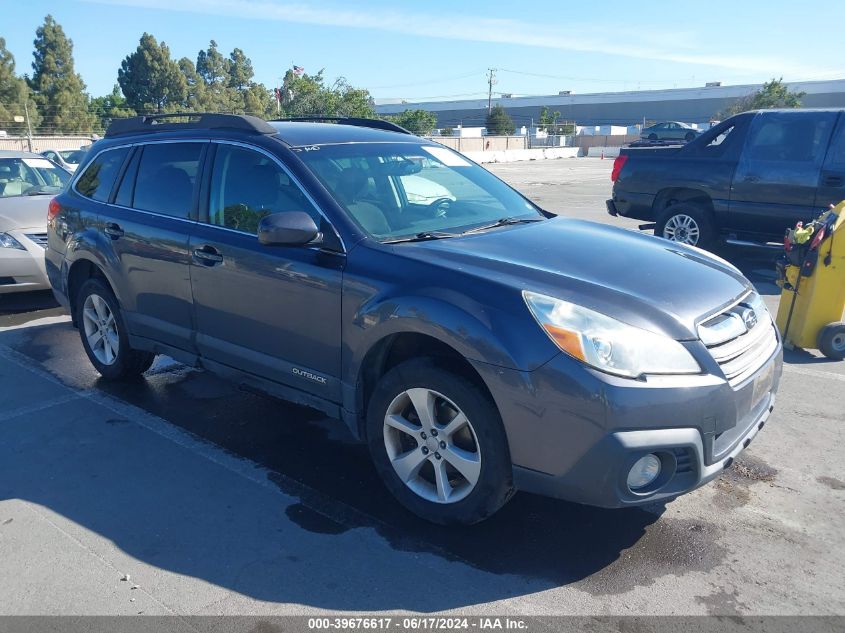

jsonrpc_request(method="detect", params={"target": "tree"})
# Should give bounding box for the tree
[537,106,560,132]
[178,57,206,111]
[279,69,375,118]
[387,109,437,135]
[227,48,253,92]
[485,104,515,135]
[89,84,135,132]
[720,78,806,118]
[29,15,94,132]
[118,33,187,113]
[0,37,41,134]
[196,40,238,112]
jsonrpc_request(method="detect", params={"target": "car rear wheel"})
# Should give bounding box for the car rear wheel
[818,322,845,360]
[366,358,513,524]
[657,203,716,250]
[77,278,155,380]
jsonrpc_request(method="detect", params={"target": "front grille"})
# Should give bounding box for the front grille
[699,293,779,387]
[24,233,48,248]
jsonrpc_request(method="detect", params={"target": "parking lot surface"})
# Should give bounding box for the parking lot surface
[1,158,843,616]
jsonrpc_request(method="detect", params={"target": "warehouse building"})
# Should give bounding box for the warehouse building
[374,79,845,128]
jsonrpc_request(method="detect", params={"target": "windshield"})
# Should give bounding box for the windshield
[296,142,544,240]
[59,149,86,164]
[0,157,71,198]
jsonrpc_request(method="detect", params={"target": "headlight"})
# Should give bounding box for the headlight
[0,233,25,250]
[523,291,701,379]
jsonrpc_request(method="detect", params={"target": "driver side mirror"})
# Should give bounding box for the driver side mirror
[257,211,321,247]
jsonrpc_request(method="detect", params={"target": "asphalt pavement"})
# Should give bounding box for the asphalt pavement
[0,158,843,617]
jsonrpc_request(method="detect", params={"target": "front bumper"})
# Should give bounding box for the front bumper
[0,228,50,294]
[471,339,782,508]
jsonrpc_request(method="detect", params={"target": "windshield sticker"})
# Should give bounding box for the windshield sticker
[23,158,55,169]
[422,146,471,167]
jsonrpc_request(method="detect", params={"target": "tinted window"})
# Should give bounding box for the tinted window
[76,147,130,201]
[207,144,318,234]
[745,113,835,164]
[133,143,202,218]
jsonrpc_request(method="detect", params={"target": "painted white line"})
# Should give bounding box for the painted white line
[782,364,845,383]
[0,392,83,423]
[0,315,71,332]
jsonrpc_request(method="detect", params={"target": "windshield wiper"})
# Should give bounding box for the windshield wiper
[383,231,459,244]
[461,216,544,235]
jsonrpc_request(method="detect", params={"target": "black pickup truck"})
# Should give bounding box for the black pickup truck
[607,108,845,249]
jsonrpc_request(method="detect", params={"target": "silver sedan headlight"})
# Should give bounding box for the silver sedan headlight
[523,291,701,379]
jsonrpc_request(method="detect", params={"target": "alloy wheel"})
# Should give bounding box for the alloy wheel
[662,213,701,245]
[383,388,482,504]
[82,294,119,366]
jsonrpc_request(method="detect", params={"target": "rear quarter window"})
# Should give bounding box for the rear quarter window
[75,147,130,201]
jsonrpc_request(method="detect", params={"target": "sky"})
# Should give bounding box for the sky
[3,0,844,103]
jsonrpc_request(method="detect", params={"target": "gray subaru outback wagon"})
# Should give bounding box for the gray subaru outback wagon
[46,114,782,524]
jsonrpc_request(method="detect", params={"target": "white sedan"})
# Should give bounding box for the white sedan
[0,150,71,294]
[40,147,88,173]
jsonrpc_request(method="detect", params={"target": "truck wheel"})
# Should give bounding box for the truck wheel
[366,358,514,525]
[818,322,845,360]
[657,203,716,250]
[77,278,155,380]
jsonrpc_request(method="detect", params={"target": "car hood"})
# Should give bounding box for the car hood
[0,195,50,232]
[399,217,752,340]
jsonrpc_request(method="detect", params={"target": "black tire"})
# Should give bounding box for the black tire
[818,322,845,360]
[76,278,155,380]
[648,133,658,140]
[656,202,717,250]
[366,358,514,525]
[684,132,696,142]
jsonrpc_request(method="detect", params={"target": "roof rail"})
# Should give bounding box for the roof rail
[271,116,412,135]
[105,113,277,138]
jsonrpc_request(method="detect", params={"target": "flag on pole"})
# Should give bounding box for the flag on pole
[292,65,305,76]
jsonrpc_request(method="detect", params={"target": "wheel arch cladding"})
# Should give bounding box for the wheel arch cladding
[653,187,714,214]
[355,331,499,442]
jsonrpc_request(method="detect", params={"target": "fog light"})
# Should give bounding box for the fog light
[627,453,661,491]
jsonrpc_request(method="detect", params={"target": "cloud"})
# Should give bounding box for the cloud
[84,0,836,78]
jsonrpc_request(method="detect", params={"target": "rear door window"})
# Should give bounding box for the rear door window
[131,143,203,219]
[75,147,130,202]
[744,112,835,165]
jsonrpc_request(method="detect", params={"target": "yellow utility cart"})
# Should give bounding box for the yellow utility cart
[776,201,845,360]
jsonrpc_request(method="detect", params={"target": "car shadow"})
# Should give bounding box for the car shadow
[0,290,62,328]
[0,322,698,612]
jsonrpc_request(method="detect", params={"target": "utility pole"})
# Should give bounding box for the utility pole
[487,68,497,114]
[23,101,33,152]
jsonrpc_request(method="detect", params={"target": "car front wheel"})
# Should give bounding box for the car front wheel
[77,278,155,380]
[366,359,514,524]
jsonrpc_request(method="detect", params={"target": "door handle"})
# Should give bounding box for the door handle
[192,245,224,266]
[823,175,843,187]
[104,223,124,239]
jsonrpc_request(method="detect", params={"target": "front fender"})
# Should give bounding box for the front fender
[342,286,559,406]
